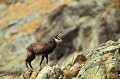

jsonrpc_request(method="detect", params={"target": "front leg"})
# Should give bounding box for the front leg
[45,54,48,66]
[40,55,44,67]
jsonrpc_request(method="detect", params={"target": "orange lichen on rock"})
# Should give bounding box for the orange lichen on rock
[20,19,40,34]
[101,53,111,65]
[1,16,11,27]
[43,0,73,12]
[108,72,118,79]
[9,3,26,11]
[63,67,81,78]
[103,0,120,17]
[5,34,17,42]
[0,0,74,28]
[101,0,120,26]
[104,53,110,59]
[0,0,74,43]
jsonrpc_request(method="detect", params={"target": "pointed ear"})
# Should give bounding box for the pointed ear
[54,30,61,37]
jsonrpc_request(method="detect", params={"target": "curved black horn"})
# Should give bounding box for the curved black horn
[55,30,61,37]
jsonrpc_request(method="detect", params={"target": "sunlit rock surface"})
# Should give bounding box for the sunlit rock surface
[18,39,120,79]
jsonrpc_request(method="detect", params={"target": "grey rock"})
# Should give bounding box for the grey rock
[36,65,62,79]
[18,38,120,79]
[0,0,120,77]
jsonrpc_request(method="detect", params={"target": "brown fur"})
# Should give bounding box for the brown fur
[25,34,62,70]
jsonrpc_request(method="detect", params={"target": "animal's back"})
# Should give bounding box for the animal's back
[26,40,56,55]
[26,41,47,54]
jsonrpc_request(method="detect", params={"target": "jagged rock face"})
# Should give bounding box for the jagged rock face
[17,39,120,79]
[0,0,120,76]
[37,0,120,61]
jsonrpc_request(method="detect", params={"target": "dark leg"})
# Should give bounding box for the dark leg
[28,62,33,69]
[25,55,31,69]
[45,55,48,65]
[28,55,35,69]
[40,55,44,66]
[25,54,35,70]
[25,59,28,69]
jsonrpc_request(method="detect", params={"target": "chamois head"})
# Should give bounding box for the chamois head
[54,32,62,44]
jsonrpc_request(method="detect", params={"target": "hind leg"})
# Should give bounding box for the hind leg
[25,59,29,69]
[28,55,35,70]
[25,54,35,71]
[45,54,48,66]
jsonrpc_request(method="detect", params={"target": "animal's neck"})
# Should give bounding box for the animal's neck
[52,38,57,46]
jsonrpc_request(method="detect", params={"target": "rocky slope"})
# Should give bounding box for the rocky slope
[0,0,120,77]
[1,39,120,79]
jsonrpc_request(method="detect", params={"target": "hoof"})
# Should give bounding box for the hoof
[37,67,42,71]
[45,64,49,67]
[30,68,34,72]
[27,68,34,72]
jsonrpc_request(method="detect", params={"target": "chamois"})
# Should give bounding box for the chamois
[25,33,62,70]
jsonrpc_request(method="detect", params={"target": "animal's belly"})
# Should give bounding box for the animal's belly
[34,49,54,55]
[34,50,44,55]
[33,45,56,55]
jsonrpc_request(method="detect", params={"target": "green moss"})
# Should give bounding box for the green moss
[83,66,106,79]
